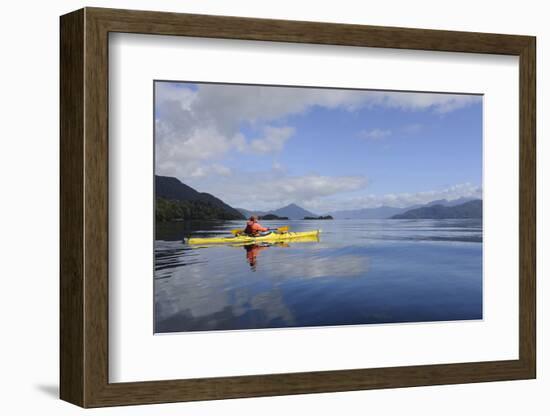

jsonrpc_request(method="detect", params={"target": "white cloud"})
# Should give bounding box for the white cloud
[155,82,195,110]
[155,82,481,180]
[269,174,367,201]
[359,128,392,140]
[306,183,483,213]
[154,120,242,178]
[248,126,295,154]
[271,255,369,279]
[271,161,286,173]
[190,172,368,211]
[357,92,481,114]
[187,164,232,178]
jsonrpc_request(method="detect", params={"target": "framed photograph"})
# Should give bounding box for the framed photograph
[60,7,536,407]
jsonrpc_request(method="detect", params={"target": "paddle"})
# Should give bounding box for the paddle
[230,225,289,235]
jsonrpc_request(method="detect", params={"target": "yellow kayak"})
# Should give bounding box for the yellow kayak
[187,230,320,245]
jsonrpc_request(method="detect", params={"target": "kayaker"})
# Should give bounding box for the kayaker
[244,216,270,236]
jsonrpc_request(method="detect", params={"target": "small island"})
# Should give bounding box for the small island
[304,215,333,220]
[259,214,289,220]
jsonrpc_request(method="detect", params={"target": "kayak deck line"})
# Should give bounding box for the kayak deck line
[187,229,321,245]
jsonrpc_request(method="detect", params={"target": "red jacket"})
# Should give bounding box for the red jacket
[244,220,268,235]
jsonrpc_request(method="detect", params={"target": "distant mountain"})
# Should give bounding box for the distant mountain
[155,175,244,221]
[328,197,478,219]
[270,203,317,220]
[329,206,412,219]
[391,199,482,219]
[238,198,480,221]
[425,197,477,207]
[236,208,269,218]
[238,203,317,220]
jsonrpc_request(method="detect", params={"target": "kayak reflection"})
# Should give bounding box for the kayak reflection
[185,230,321,270]
[241,232,320,271]
[243,242,295,271]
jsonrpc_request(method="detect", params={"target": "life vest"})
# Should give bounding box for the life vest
[244,221,254,234]
[244,220,255,235]
[244,220,268,235]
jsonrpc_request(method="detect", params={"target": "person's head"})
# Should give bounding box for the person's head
[249,215,258,223]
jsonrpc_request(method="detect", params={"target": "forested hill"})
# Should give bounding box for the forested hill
[155,175,245,221]
[391,200,482,219]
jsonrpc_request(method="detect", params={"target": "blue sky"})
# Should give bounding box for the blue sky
[155,81,482,212]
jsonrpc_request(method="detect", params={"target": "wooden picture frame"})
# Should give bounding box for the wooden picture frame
[60,7,536,408]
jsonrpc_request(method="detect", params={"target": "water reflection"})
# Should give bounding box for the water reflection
[154,219,482,333]
[244,243,275,271]
[240,233,320,271]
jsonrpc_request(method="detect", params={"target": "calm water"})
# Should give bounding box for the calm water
[154,219,482,333]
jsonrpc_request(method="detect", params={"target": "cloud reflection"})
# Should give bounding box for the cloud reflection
[154,242,369,332]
